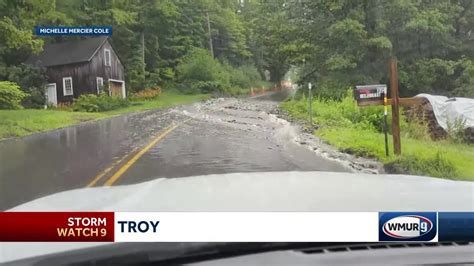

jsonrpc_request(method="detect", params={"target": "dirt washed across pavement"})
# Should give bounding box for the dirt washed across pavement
[0,91,380,210]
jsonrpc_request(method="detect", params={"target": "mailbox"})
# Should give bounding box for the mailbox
[354,84,387,106]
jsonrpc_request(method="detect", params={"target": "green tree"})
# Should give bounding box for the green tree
[285,0,474,98]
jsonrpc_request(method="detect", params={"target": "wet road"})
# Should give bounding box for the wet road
[0,91,350,210]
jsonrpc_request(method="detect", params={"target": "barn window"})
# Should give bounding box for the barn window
[96,77,104,94]
[62,77,73,96]
[104,49,111,66]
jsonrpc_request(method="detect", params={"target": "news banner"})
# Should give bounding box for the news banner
[0,212,472,242]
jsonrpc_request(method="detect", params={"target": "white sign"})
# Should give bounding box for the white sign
[308,83,312,90]
[115,212,378,242]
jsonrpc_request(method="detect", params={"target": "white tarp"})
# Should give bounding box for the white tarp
[416,94,474,130]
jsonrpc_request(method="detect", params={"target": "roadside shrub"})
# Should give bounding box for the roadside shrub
[72,94,130,112]
[0,81,29,109]
[226,64,261,90]
[176,48,264,95]
[177,48,230,94]
[446,116,467,144]
[130,87,162,101]
[285,87,466,141]
[401,119,431,141]
[298,89,386,131]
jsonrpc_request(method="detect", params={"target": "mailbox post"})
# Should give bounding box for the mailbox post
[352,56,413,156]
[389,57,401,155]
[354,84,390,157]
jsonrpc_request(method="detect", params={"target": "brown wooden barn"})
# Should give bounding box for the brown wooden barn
[27,36,125,105]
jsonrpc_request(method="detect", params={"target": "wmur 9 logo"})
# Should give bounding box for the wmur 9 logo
[379,212,437,241]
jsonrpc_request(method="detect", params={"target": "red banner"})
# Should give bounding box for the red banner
[0,212,114,242]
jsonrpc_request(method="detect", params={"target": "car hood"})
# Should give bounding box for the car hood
[1,171,473,264]
[8,171,474,212]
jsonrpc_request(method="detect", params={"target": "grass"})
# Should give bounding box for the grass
[317,127,473,180]
[0,92,209,139]
[0,109,104,139]
[281,92,474,181]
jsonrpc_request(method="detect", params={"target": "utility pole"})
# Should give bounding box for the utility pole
[141,31,145,73]
[389,57,401,155]
[206,11,214,58]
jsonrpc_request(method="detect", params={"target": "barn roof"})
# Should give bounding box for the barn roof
[26,36,109,67]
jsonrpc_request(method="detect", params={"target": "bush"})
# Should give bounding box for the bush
[401,119,431,140]
[296,89,386,131]
[72,94,130,112]
[288,89,432,136]
[192,81,227,94]
[0,81,29,109]
[225,64,261,90]
[176,48,264,95]
[4,64,47,108]
[130,87,162,101]
[446,116,467,144]
[177,48,231,94]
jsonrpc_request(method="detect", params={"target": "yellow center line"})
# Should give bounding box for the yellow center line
[86,148,138,188]
[102,118,191,186]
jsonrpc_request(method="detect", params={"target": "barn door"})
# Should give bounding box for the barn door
[46,83,57,106]
[109,80,124,98]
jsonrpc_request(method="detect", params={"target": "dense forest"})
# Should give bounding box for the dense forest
[287,0,474,99]
[0,0,473,108]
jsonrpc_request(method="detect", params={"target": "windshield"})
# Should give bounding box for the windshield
[0,0,473,264]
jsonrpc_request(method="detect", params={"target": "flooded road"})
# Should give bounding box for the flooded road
[0,91,351,210]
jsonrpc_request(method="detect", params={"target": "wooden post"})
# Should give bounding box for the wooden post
[389,57,401,155]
